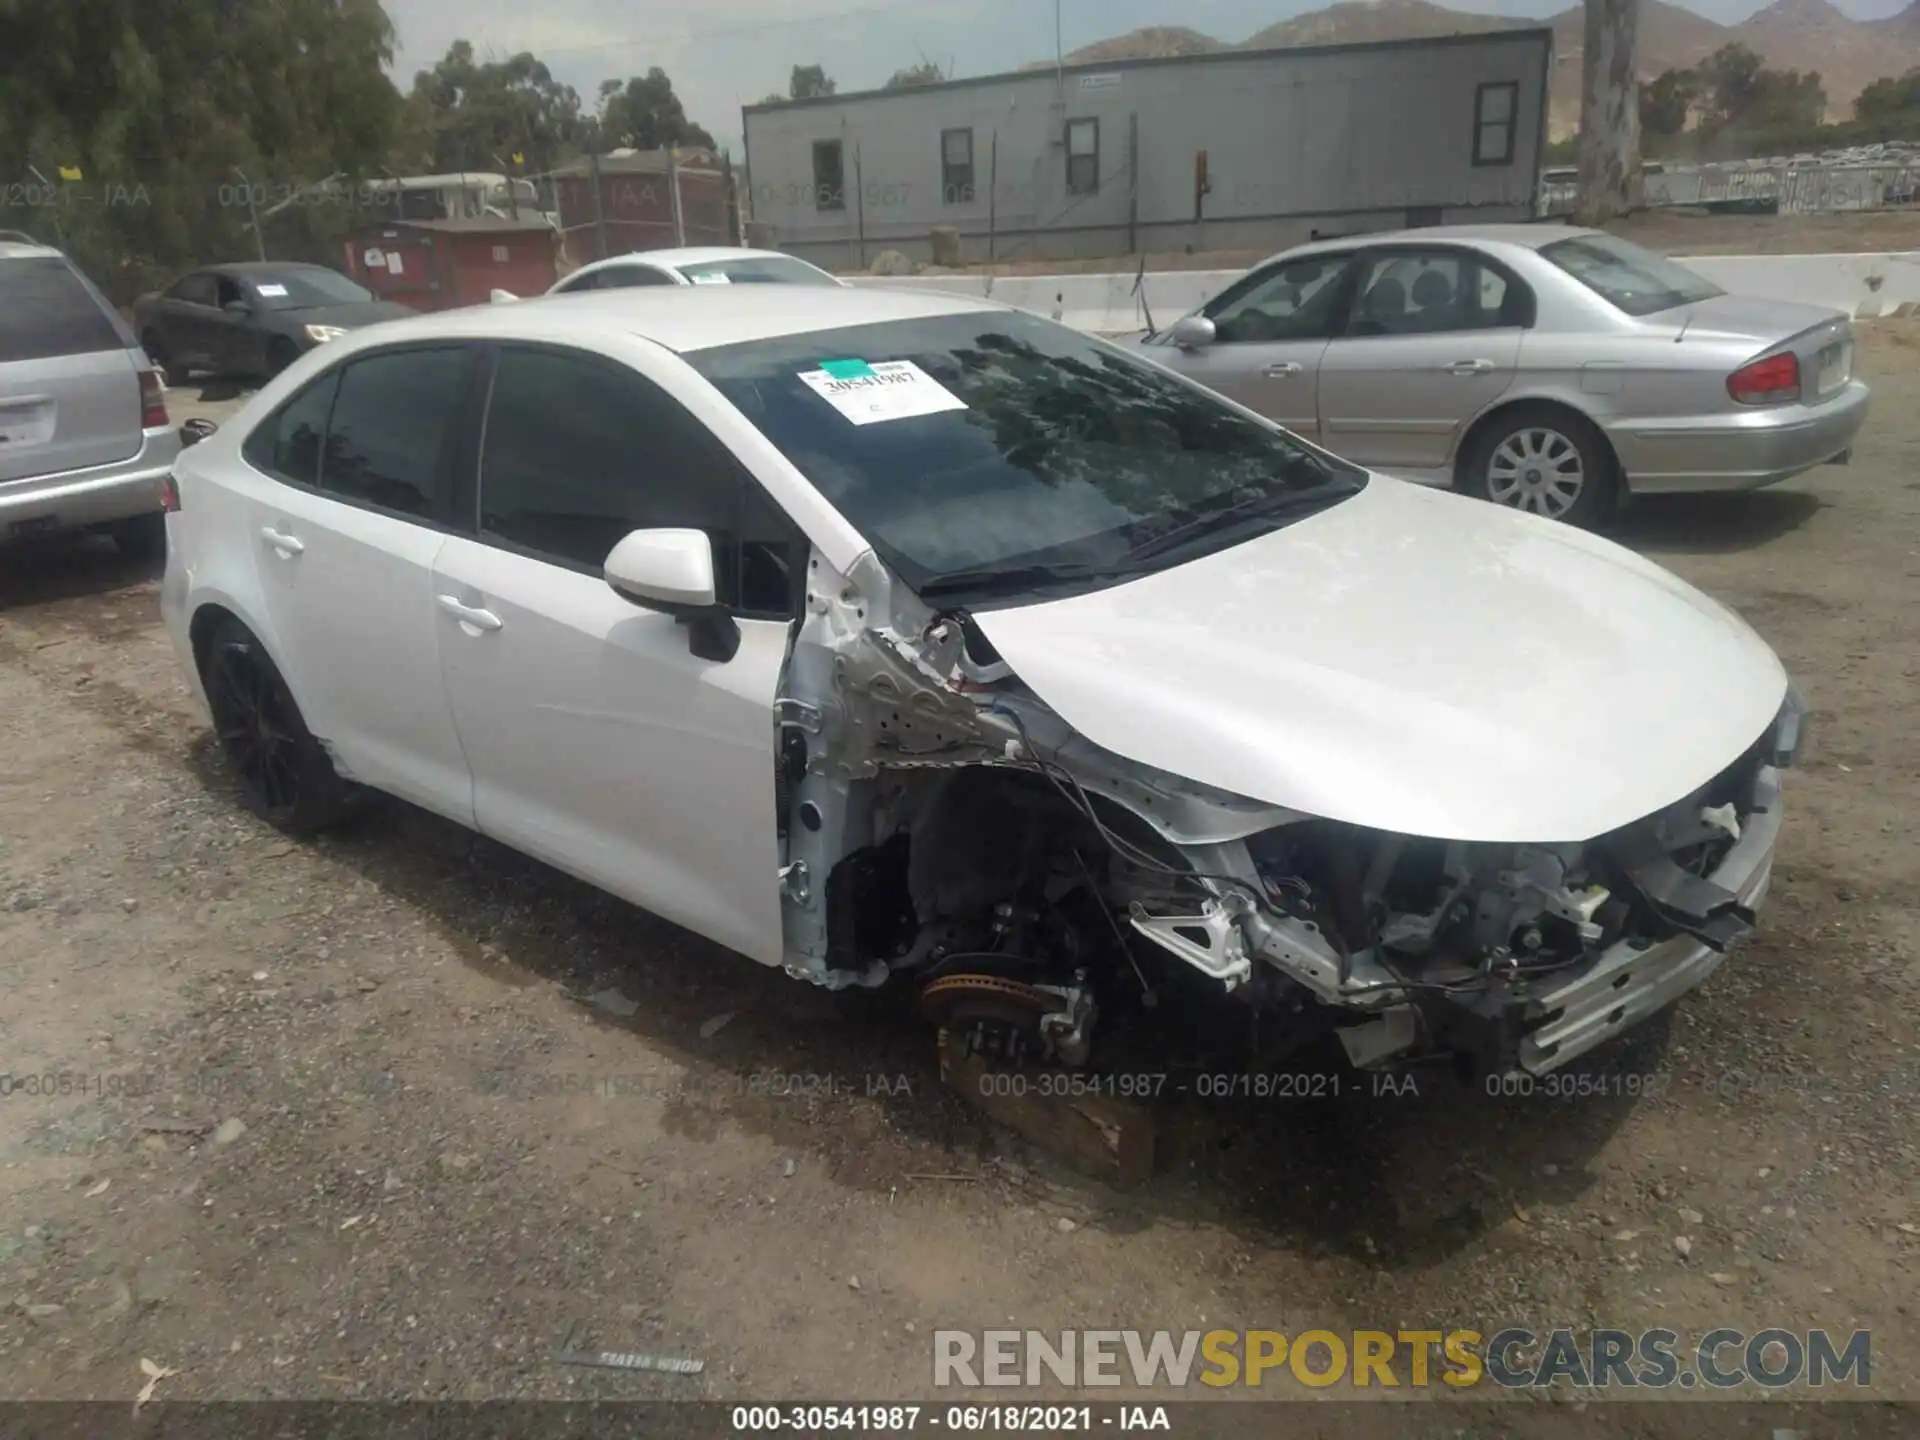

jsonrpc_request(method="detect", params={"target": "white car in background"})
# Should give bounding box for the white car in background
[160,285,1803,1083]
[490,247,844,304]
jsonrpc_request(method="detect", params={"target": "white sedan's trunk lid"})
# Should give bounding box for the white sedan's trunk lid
[971,478,1788,844]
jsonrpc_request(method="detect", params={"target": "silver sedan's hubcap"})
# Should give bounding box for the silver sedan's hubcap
[1487,427,1584,517]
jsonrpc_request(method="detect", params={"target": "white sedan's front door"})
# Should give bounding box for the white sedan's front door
[429,342,799,967]
[431,539,792,964]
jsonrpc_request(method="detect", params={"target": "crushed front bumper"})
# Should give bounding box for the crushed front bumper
[1512,689,1802,1075]
[1518,763,1780,1074]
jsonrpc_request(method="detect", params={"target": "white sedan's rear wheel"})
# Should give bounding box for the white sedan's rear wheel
[1464,407,1616,529]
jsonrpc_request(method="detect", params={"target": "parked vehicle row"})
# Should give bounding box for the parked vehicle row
[158,283,1805,1084]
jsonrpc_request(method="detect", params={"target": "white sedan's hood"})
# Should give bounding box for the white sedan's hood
[972,478,1788,844]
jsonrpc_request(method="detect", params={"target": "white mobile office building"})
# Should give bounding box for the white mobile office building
[742,30,1554,268]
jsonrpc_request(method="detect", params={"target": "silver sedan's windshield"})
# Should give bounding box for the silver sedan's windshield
[690,312,1364,604]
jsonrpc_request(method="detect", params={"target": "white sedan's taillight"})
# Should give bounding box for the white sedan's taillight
[1727,352,1800,406]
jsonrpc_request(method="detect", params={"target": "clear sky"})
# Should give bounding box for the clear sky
[381,0,1910,154]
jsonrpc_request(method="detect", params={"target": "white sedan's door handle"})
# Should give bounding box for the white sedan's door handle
[436,594,503,633]
[260,526,304,556]
[1262,361,1304,378]
[1445,359,1496,376]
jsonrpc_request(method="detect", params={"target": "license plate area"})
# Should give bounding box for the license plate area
[0,396,57,449]
[9,515,58,537]
[1815,340,1852,396]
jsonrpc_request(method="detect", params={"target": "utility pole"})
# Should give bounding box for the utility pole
[587,149,608,260]
[233,167,266,260]
[1574,0,1643,226]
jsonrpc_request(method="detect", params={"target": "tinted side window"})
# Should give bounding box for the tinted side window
[595,265,673,289]
[479,346,800,617]
[1206,255,1352,343]
[0,257,126,362]
[1344,251,1518,337]
[321,348,466,519]
[170,274,217,306]
[242,371,339,486]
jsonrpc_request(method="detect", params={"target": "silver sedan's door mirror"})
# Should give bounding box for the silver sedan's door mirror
[605,527,738,662]
[1170,314,1216,351]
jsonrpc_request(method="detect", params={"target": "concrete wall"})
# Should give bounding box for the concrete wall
[844,251,1920,333]
[744,33,1552,269]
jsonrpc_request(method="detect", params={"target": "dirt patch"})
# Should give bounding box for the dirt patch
[1,330,1917,1407]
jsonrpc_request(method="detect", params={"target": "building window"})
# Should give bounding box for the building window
[1473,82,1518,167]
[812,139,846,211]
[941,128,975,204]
[1066,118,1099,195]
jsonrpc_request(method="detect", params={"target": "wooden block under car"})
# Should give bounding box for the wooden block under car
[936,1029,1159,1187]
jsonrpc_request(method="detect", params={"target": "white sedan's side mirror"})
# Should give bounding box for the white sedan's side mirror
[490,288,520,304]
[1170,314,1216,351]
[605,528,738,661]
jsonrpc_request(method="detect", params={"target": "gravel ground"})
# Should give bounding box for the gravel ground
[1,336,1916,1416]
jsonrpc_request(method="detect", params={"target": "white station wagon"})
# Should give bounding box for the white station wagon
[161,286,1804,1081]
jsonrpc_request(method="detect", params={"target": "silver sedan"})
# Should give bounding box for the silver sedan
[1139,224,1870,526]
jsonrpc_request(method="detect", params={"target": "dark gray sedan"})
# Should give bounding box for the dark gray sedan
[133,263,411,385]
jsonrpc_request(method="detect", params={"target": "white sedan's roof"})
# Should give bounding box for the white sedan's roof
[385,284,1004,355]
[602,246,803,269]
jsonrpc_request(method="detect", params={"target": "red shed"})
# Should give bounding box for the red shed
[339,217,557,312]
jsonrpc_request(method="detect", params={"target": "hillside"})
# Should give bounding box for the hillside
[1058,26,1223,64]
[1042,0,1920,137]
[1241,0,1512,48]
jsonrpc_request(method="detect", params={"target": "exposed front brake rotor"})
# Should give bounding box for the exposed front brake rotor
[919,973,1060,1064]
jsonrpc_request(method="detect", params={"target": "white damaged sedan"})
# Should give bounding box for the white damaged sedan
[160,285,1805,1080]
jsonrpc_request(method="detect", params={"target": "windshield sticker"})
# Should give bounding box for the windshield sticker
[799,359,967,426]
[688,271,731,285]
[255,283,289,297]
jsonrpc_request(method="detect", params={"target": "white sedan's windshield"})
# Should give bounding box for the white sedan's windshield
[678,256,839,286]
[692,312,1363,603]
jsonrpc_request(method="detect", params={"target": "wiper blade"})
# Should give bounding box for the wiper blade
[1121,484,1343,564]
[917,561,1131,599]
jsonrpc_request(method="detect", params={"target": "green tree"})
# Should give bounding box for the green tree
[1640,68,1699,144]
[790,64,836,100]
[594,68,716,151]
[0,0,401,298]
[1694,43,1766,130]
[884,61,947,90]
[1856,70,1920,123]
[405,41,585,176]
